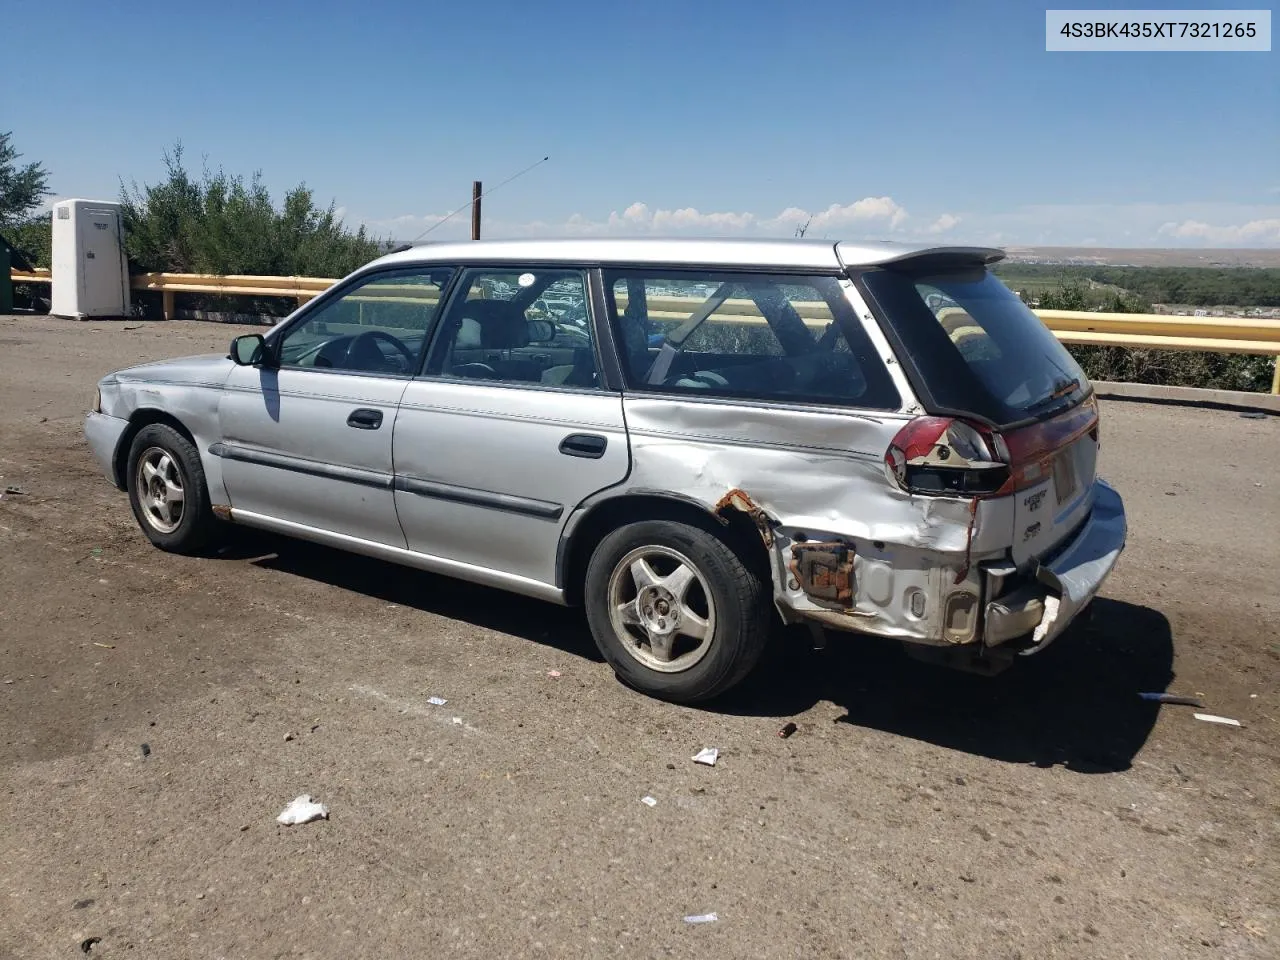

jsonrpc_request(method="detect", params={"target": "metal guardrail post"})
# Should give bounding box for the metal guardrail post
[1272,359,1280,396]
[162,291,175,321]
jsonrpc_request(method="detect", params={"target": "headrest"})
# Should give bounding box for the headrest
[459,299,529,349]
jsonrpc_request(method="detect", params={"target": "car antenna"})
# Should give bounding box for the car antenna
[409,156,550,243]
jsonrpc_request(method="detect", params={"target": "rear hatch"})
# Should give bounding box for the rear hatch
[854,253,1099,567]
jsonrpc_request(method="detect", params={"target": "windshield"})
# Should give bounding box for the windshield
[858,265,1088,425]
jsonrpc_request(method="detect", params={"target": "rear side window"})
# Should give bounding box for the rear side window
[602,271,899,409]
[858,265,1088,425]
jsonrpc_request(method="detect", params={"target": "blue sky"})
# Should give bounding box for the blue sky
[7,0,1277,246]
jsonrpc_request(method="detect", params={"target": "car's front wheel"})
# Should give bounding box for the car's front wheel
[584,520,771,703]
[126,423,216,554]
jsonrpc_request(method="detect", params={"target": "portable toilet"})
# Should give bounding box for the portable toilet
[50,199,131,319]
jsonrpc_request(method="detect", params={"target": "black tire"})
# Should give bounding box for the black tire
[584,519,771,703]
[125,423,216,555]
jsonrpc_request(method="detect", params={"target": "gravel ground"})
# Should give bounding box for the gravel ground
[0,315,1276,959]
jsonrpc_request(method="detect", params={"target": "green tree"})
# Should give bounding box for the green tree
[0,131,51,229]
[120,144,381,279]
[1038,281,1089,311]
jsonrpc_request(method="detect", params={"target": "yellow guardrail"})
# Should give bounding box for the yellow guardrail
[10,267,1280,393]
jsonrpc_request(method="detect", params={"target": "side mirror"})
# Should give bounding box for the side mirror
[526,318,555,343]
[230,334,267,366]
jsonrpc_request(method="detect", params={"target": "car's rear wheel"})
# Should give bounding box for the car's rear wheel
[126,423,216,554]
[584,519,771,703]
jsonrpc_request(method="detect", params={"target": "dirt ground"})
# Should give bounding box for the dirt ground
[0,314,1276,959]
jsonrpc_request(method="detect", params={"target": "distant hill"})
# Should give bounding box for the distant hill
[1001,246,1280,268]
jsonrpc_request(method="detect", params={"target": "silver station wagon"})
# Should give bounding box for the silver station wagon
[85,239,1126,702]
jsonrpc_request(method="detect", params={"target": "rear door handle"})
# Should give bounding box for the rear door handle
[559,433,607,459]
[347,408,383,430]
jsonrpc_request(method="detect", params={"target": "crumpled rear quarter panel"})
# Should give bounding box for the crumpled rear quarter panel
[621,397,1012,643]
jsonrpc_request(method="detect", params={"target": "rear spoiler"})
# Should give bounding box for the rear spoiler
[835,242,1005,271]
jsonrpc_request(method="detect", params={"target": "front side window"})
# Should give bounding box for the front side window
[603,271,899,408]
[426,268,599,388]
[279,268,454,375]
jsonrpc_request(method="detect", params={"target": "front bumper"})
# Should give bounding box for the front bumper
[84,412,129,488]
[985,479,1127,654]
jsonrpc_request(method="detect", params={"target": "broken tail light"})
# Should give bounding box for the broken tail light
[885,417,1009,496]
[886,400,1100,499]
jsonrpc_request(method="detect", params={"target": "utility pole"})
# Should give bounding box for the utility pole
[471,181,482,240]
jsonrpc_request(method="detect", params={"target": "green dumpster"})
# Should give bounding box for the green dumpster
[0,233,13,313]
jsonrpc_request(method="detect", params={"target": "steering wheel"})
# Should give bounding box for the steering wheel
[345,330,416,371]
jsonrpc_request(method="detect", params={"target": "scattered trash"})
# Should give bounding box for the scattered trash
[452,717,463,725]
[80,936,101,954]
[283,732,295,742]
[92,642,115,649]
[1138,692,1204,707]
[4,485,24,496]
[683,913,718,925]
[640,796,657,807]
[778,722,798,739]
[276,794,329,826]
[1239,411,1266,419]
[547,670,562,678]
[426,696,448,706]
[692,747,719,766]
[239,824,250,832]
[140,743,150,758]
[1194,713,1242,727]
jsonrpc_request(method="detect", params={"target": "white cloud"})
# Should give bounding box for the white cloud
[926,213,961,234]
[574,196,910,237]
[1157,218,1280,245]
[358,199,1280,248]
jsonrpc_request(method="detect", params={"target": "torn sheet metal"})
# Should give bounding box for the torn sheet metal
[714,487,776,548]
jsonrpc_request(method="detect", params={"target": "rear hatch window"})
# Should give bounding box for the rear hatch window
[859,261,1099,563]
[857,263,1089,427]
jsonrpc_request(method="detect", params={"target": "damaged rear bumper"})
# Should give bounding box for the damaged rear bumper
[985,479,1127,654]
[773,479,1125,657]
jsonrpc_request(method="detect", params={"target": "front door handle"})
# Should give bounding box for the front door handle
[347,408,383,430]
[559,433,607,459]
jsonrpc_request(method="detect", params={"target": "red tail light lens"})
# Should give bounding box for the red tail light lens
[885,417,1010,496]
[887,398,1101,499]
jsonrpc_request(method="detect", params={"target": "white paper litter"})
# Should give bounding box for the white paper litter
[684,912,718,924]
[692,747,719,766]
[640,796,657,807]
[276,794,329,826]
[451,717,463,725]
[1194,713,1242,727]
[426,696,448,706]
